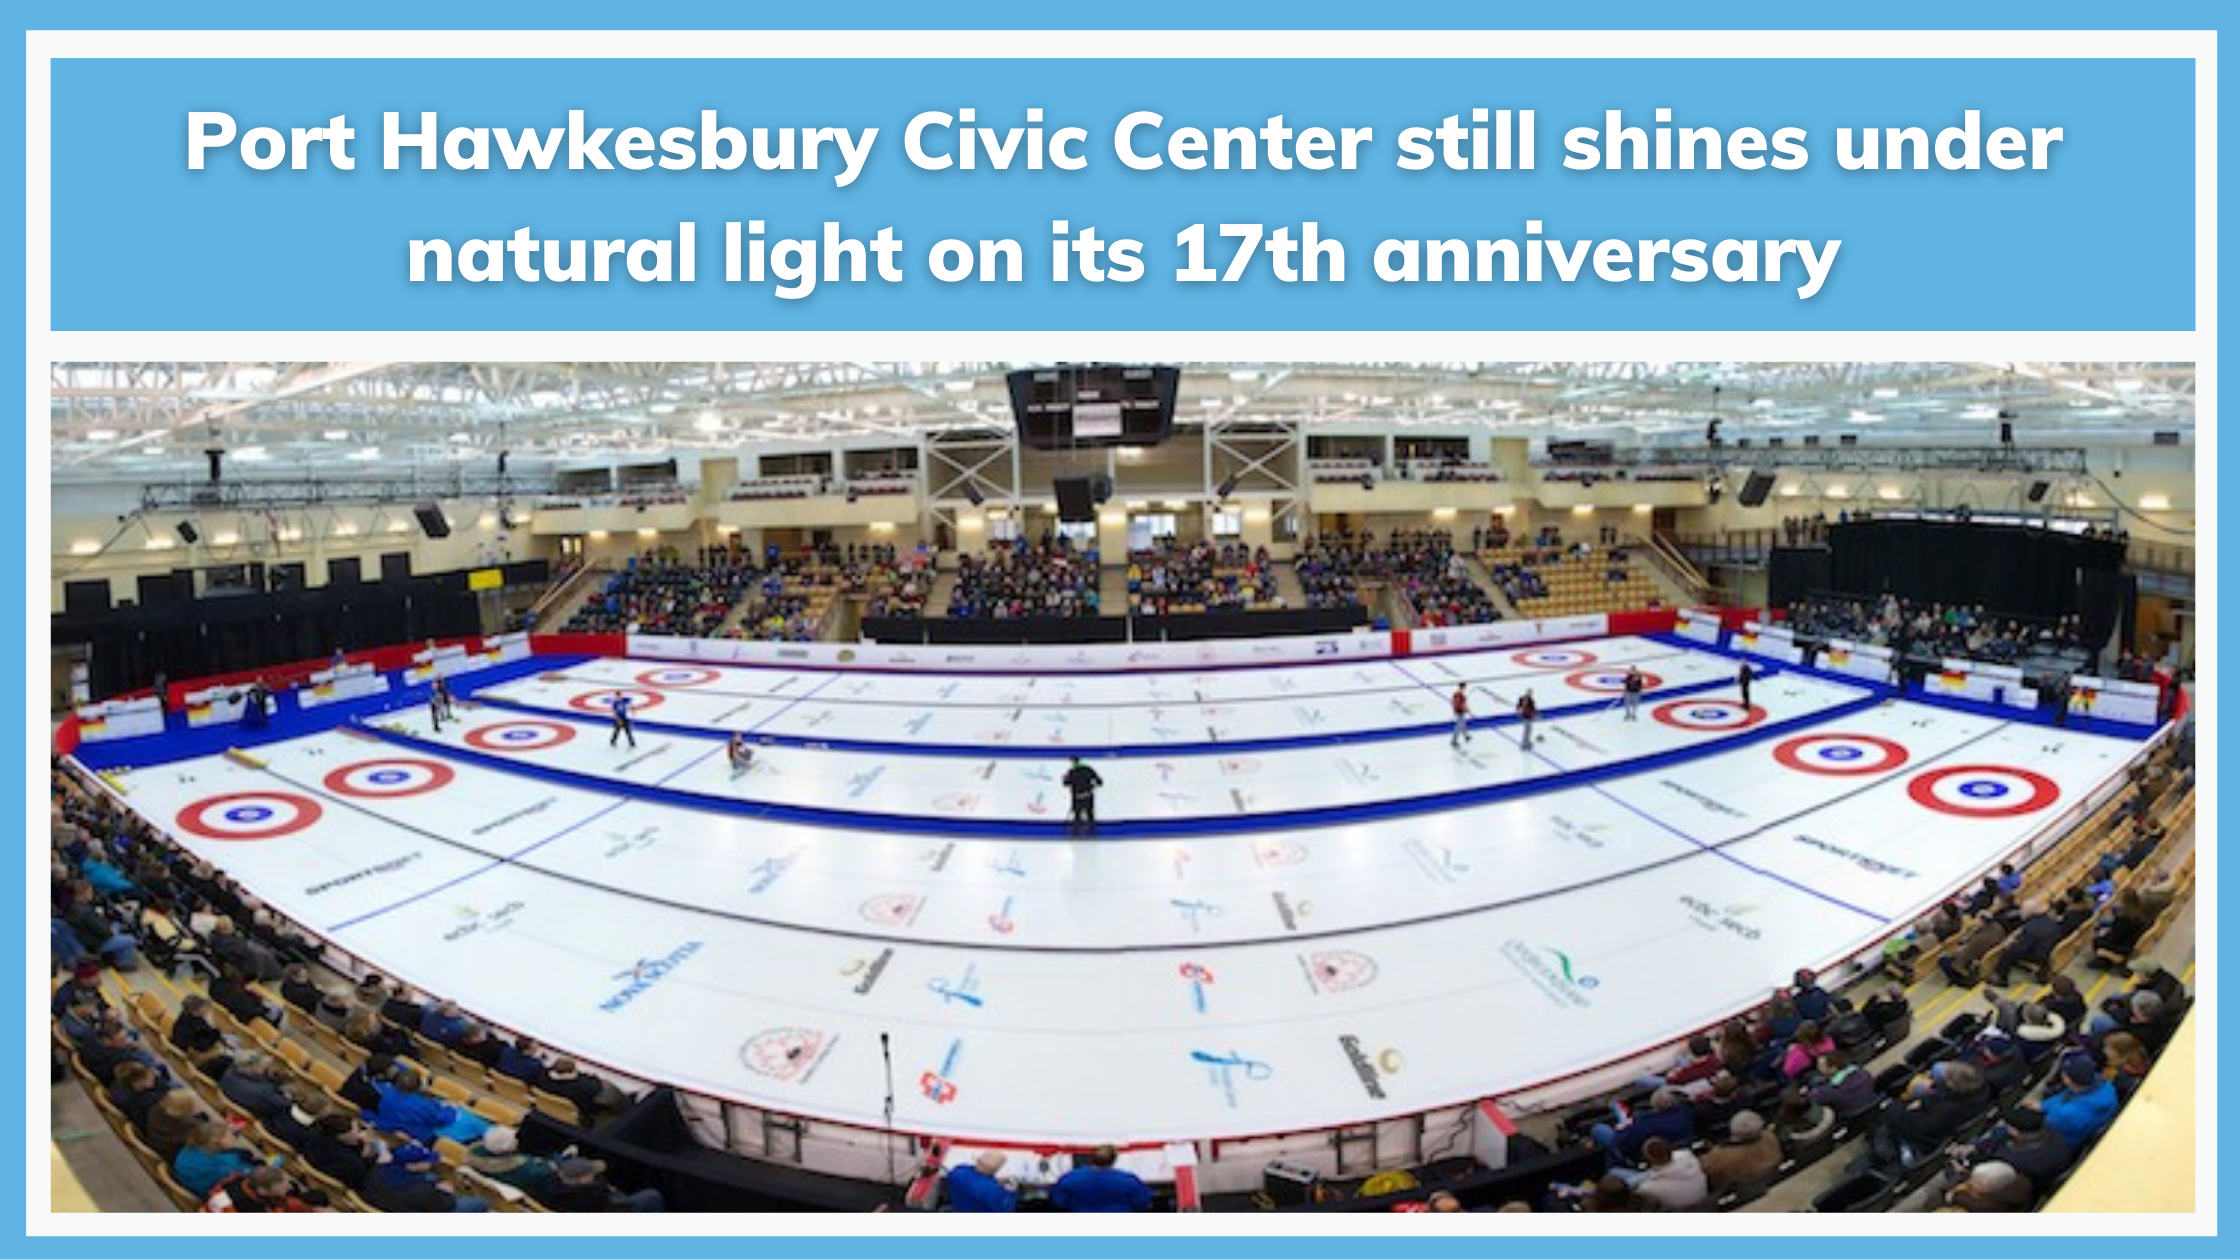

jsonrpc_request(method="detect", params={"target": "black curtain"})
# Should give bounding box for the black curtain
[1767,547,1833,610]
[51,580,481,700]
[1825,521,2125,619]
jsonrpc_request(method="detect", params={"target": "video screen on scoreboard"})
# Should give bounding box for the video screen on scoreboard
[1007,364,1180,449]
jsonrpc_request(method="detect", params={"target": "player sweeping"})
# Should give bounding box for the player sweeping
[1736,661,1754,709]
[428,676,456,731]
[1450,684,1472,747]
[1515,689,1539,750]
[728,732,754,778]
[1063,757,1104,837]
[609,692,637,749]
[1622,666,1644,721]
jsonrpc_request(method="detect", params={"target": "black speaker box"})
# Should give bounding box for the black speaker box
[1737,471,1777,508]
[1052,477,1096,523]
[413,503,451,538]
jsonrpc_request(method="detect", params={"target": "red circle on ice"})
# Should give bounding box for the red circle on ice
[1652,698,1768,731]
[177,792,323,841]
[1565,668,1660,694]
[634,667,721,689]
[1906,765,2061,818]
[1773,734,1911,776]
[465,720,577,752]
[1510,648,1598,670]
[322,758,456,798]
[568,688,666,714]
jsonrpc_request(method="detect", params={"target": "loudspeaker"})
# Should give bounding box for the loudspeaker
[1998,421,2014,446]
[2027,480,2050,503]
[175,521,199,545]
[1737,471,1777,508]
[1089,474,1114,505]
[413,503,451,538]
[1052,477,1096,523]
[963,484,985,507]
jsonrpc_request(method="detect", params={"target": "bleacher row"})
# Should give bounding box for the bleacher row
[1482,544,1663,620]
[52,767,658,1215]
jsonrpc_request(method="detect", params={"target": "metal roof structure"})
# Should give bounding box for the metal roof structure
[50,361,2194,478]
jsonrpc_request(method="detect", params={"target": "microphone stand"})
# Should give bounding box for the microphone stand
[880,1031,901,1194]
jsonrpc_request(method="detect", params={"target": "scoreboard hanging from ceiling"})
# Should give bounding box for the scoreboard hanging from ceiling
[1006,365,1181,449]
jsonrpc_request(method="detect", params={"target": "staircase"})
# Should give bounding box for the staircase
[1462,555,1524,620]
[1635,532,1717,608]
[532,565,611,632]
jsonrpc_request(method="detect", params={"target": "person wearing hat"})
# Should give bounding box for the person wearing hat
[1965,1025,2029,1096]
[941,1151,1017,1213]
[1062,758,1104,837]
[1698,1110,1781,1195]
[361,1142,489,1213]
[2039,1052,2119,1147]
[49,956,108,1018]
[533,1155,665,1213]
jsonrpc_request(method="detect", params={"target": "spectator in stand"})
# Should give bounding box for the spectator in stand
[204,1164,327,1213]
[2039,1054,2120,1147]
[208,963,284,1029]
[1810,1056,1880,1122]
[494,1035,548,1086]
[2099,1032,2154,1102]
[1049,1146,1153,1213]
[1699,1110,1782,1195]
[1589,1088,1695,1166]
[453,1022,505,1070]
[144,1091,209,1160]
[343,1009,411,1059]
[338,1053,399,1113]
[535,1156,666,1213]
[419,1000,471,1046]
[1619,1137,1707,1211]
[107,1061,169,1131]
[217,1052,293,1121]
[360,1143,489,1213]
[170,1121,260,1198]
[1938,1161,2035,1213]
[372,1067,492,1145]
[538,1057,629,1126]
[80,1021,166,1087]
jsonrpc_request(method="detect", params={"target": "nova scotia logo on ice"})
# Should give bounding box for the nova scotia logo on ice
[599,941,705,1012]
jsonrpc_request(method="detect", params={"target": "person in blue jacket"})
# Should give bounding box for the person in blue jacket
[1049,1145,1152,1212]
[372,1068,492,1145]
[609,692,637,748]
[942,1152,1017,1212]
[2039,1053,2119,1147]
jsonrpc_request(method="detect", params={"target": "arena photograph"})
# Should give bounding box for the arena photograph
[45,361,2196,1219]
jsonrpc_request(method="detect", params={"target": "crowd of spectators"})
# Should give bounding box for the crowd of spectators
[1783,593,2092,667]
[562,550,756,638]
[946,541,1100,619]
[51,763,659,1213]
[1125,540,1280,615]
[1290,529,1499,627]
